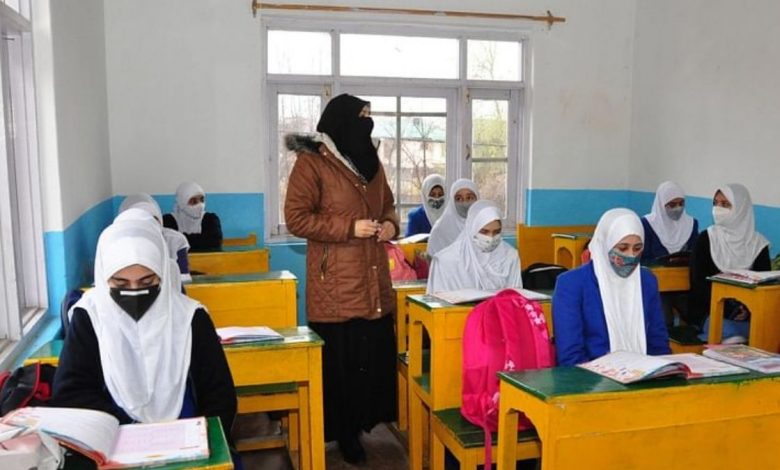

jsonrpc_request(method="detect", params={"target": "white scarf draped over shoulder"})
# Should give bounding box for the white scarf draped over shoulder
[427,200,521,294]
[644,181,695,254]
[172,182,205,234]
[421,174,446,226]
[70,217,202,423]
[707,183,769,271]
[590,208,647,355]
[427,178,479,255]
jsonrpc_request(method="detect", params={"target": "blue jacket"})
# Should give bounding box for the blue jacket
[640,217,698,262]
[552,262,671,366]
[405,205,431,237]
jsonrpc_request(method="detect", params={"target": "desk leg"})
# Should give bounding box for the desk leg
[708,293,725,344]
[307,347,325,470]
[497,386,519,470]
[409,392,424,470]
[297,383,311,470]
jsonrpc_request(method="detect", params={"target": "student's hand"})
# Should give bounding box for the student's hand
[354,219,381,238]
[377,221,396,242]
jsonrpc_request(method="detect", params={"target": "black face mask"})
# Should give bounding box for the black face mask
[110,285,161,321]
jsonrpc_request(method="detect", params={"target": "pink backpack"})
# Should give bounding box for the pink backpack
[461,289,555,468]
[384,243,417,281]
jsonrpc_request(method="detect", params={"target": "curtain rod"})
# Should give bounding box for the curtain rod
[252,1,566,28]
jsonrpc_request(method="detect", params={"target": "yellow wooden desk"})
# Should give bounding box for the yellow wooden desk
[223,232,257,247]
[516,224,595,267]
[224,327,324,470]
[408,294,552,470]
[707,278,780,352]
[649,266,690,292]
[392,279,427,432]
[185,271,297,329]
[189,246,269,275]
[551,233,592,269]
[497,367,780,470]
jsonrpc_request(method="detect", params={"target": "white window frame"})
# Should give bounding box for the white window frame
[0,2,46,345]
[262,14,531,237]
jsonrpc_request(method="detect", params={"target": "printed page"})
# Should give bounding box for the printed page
[431,288,492,304]
[105,417,208,468]
[2,407,118,463]
[509,288,552,301]
[657,353,749,378]
[578,351,679,384]
[396,233,429,244]
[704,345,780,374]
[725,269,780,283]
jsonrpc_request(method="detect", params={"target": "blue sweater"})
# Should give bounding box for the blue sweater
[405,205,431,237]
[552,262,671,366]
[640,217,699,262]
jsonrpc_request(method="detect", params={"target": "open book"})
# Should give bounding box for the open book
[703,345,780,374]
[1,408,209,469]
[216,326,283,344]
[578,351,749,384]
[709,269,780,286]
[431,288,551,305]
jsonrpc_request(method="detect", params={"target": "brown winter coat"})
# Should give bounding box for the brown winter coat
[284,134,399,323]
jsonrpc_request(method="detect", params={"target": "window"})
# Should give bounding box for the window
[264,19,527,236]
[0,2,46,342]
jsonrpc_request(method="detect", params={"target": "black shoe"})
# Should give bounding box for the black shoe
[338,435,366,464]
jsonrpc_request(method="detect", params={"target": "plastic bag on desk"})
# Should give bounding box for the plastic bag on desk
[0,424,62,470]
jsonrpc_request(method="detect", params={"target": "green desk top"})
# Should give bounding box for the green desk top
[392,279,428,290]
[189,270,296,284]
[28,327,321,363]
[65,416,232,469]
[498,367,780,401]
[189,245,263,254]
[408,290,552,311]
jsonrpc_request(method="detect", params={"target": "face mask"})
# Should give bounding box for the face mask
[427,197,445,210]
[473,233,501,253]
[608,248,640,278]
[665,206,684,221]
[183,202,205,220]
[110,285,161,321]
[455,201,474,218]
[712,206,731,225]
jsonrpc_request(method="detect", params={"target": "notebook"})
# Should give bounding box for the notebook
[709,269,780,286]
[216,326,283,344]
[1,407,209,469]
[702,345,780,374]
[395,233,429,244]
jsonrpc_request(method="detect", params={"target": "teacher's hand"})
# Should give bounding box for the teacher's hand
[377,220,396,242]
[354,219,381,238]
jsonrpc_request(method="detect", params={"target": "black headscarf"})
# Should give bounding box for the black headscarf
[317,94,379,182]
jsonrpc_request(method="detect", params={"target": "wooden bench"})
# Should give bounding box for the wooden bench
[189,247,269,275]
[223,232,258,247]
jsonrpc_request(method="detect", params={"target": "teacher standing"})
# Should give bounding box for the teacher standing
[284,94,398,464]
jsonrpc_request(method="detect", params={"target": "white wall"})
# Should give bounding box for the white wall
[33,0,112,231]
[103,0,638,197]
[630,0,780,206]
[104,0,263,195]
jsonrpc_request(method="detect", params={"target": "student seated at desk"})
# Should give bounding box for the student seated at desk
[163,181,223,251]
[427,178,479,256]
[687,184,770,339]
[553,208,670,366]
[427,200,521,294]
[405,173,445,237]
[640,181,699,262]
[51,217,237,446]
[119,193,191,279]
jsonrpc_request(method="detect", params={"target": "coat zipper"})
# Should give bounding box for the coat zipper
[320,244,329,280]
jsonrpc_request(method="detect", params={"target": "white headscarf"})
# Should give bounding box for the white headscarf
[644,181,695,254]
[427,178,479,255]
[707,184,769,272]
[427,200,521,294]
[590,208,647,355]
[119,198,190,258]
[171,182,206,234]
[420,174,446,226]
[70,217,201,423]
